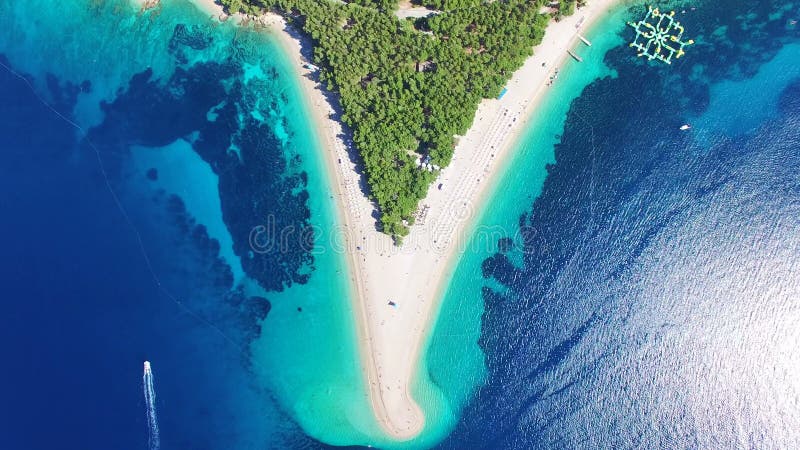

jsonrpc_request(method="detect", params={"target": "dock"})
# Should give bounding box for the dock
[577,33,592,46]
[567,49,583,62]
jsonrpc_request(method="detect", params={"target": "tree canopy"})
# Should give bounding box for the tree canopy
[218,0,577,240]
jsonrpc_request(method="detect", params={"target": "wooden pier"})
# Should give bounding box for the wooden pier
[567,49,583,62]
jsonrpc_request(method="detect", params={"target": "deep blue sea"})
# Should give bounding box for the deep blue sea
[437,0,800,448]
[0,1,352,448]
[1,0,799,449]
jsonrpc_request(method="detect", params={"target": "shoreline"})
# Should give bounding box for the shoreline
[257,11,404,441]
[425,0,624,313]
[188,0,621,442]
[182,0,410,439]
[260,15,414,442]
[413,0,622,439]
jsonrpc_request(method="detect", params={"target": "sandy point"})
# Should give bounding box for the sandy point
[185,0,620,442]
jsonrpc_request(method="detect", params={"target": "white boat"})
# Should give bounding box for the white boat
[680,124,691,130]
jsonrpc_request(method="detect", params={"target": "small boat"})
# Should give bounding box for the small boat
[680,124,691,130]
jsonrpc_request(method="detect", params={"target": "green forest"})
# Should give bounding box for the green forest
[218,0,578,241]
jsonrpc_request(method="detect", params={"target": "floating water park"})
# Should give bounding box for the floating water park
[628,6,694,64]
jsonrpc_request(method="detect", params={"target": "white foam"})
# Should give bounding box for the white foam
[143,361,160,450]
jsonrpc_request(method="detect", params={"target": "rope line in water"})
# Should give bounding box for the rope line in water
[0,61,255,366]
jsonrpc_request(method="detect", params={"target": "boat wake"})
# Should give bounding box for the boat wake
[143,361,160,450]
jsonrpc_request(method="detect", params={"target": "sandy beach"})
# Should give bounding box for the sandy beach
[186,0,619,440]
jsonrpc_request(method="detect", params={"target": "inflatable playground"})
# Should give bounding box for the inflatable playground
[628,6,694,64]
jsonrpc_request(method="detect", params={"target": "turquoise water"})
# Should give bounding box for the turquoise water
[413,4,632,443]
[0,0,387,447]
[128,139,247,283]
[5,0,798,448]
[436,0,800,446]
[0,0,646,446]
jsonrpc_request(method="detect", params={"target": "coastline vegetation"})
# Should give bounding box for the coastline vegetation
[219,0,577,241]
